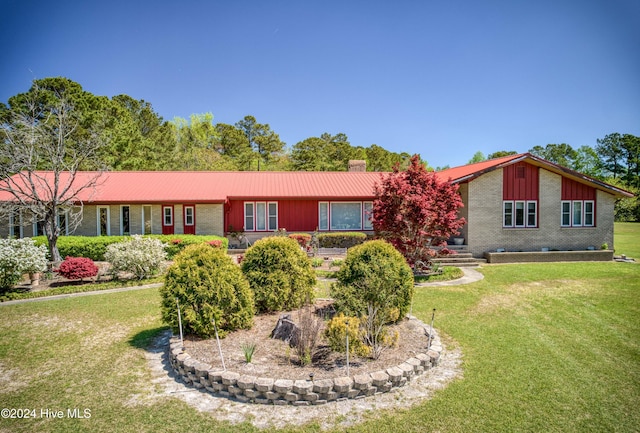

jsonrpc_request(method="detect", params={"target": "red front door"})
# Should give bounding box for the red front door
[162,205,174,235]
[183,205,195,235]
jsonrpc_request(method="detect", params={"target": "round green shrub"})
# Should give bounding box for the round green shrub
[241,236,315,313]
[331,240,414,319]
[161,244,254,338]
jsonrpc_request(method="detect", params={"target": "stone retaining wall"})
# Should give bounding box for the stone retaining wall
[167,317,443,405]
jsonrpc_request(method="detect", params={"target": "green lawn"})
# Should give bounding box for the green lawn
[1,223,638,432]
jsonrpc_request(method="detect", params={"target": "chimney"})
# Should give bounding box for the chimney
[348,160,366,172]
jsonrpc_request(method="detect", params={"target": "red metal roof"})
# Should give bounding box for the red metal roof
[1,153,631,204]
[0,171,385,203]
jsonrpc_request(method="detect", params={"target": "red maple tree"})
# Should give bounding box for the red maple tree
[372,154,466,267]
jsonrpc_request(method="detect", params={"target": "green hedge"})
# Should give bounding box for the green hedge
[33,235,228,261]
[317,232,368,248]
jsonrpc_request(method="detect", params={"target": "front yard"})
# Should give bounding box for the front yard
[0,224,638,432]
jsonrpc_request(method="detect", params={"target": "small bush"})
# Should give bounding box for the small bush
[324,313,370,357]
[161,244,254,338]
[331,240,413,359]
[288,233,312,249]
[310,257,324,268]
[0,238,48,291]
[55,257,99,280]
[241,237,316,313]
[317,232,367,248]
[104,235,167,280]
[158,235,228,258]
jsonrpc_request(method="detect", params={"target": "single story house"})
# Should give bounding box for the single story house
[1,153,633,258]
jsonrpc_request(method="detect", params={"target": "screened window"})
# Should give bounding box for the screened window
[256,202,266,231]
[573,201,582,226]
[527,202,537,227]
[584,201,594,226]
[561,202,571,226]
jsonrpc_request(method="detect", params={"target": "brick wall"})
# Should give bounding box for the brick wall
[466,168,617,257]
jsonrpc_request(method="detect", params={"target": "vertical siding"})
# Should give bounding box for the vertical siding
[279,200,319,231]
[562,177,596,200]
[503,162,539,200]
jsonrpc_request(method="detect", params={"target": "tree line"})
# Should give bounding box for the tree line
[1,77,410,173]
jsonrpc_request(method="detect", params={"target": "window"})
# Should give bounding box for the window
[57,211,68,236]
[562,200,594,227]
[330,202,362,230]
[584,201,594,226]
[97,207,110,236]
[363,202,373,230]
[503,202,513,227]
[244,202,278,231]
[561,202,571,226]
[319,202,329,231]
[163,206,173,226]
[244,203,254,231]
[268,202,278,231]
[527,202,537,227]
[9,211,22,238]
[503,201,537,228]
[142,205,152,234]
[121,206,130,235]
[184,206,194,226]
[256,202,266,231]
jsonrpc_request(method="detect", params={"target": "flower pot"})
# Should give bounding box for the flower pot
[453,237,464,245]
[29,273,40,286]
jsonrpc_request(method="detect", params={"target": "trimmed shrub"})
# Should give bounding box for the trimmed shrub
[288,233,311,249]
[318,232,367,248]
[104,235,167,280]
[55,257,99,280]
[161,244,254,338]
[241,236,316,313]
[0,238,48,291]
[331,240,413,358]
[157,235,228,259]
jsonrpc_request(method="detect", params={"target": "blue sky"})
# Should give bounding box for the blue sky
[2,0,639,169]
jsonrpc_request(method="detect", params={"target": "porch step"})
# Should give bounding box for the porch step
[433,253,486,268]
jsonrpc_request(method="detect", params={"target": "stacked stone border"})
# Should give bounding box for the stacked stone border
[167,316,443,406]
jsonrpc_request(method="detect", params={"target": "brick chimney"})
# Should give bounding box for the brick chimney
[348,160,367,172]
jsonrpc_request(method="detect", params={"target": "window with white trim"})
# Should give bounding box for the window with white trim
[57,211,69,236]
[244,202,254,231]
[244,202,278,231]
[9,211,22,238]
[121,206,130,235]
[330,202,362,230]
[163,206,173,226]
[363,202,373,230]
[268,202,278,231]
[503,201,537,228]
[319,202,329,231]
[561,200,594,227]
[97,207,110,236]
[184,206,194,226]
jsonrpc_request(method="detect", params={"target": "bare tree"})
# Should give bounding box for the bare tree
[0,86,107,262]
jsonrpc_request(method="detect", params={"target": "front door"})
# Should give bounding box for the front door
[183,205,195,235]
[162,205,174,235]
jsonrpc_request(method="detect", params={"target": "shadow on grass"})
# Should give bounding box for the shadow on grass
[128,326,171,350]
